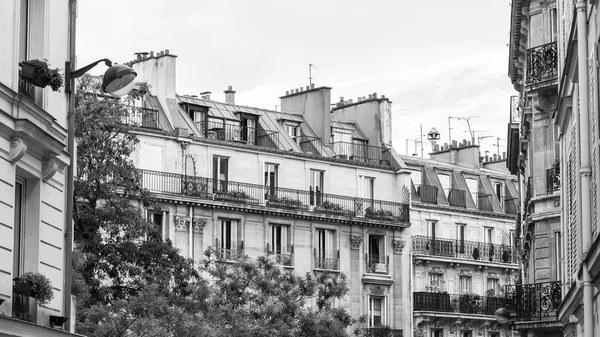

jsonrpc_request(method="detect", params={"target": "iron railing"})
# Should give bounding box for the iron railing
[18,70,35,102]
[299,135,324,155]
[546,167,560,194]
[475,193,493,212]
[412,236,519,264]
[526,42,558,85]
[12,286,30,321]
[123,106,160,128]
[216,248,244,260]
[505,281,562,321]
[314,249,339,270]
[194,121,280,149]
[269,252,293,266]
[504,197,519,215]
[361,328,403,337]
[332,141,391,165]
[447,188,466,207]
[416,184,438,204]
[365,254,389,274]
[139,169,410,223]
[413,292,505,315]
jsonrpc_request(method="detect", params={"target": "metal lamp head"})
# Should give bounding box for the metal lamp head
[102,64,137,97]
[494,307,511,324]
[427,127,441,141]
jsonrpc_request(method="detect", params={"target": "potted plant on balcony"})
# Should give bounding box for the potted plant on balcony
[472,247,480,260]
[485,288,505,314]
[320,200,343,214]
[20,59,64,91]
[267,195,304,209]
[459,293,481,314]
[14,272,54,305]
[365,207,394,220]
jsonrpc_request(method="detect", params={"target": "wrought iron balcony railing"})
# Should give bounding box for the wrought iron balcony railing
[475,193,493,212]
[332,141,392,166]
[526,42,558,85]
[298,135,324,155]
[266,243,293,266]
[139,169,410,223]
[413,292,505,315]
[416,184,438,204]
[546,167,560,194]
[18,70,35,102]
[365,254,389,274]
[504,197,519,215]
[314,249,339,270]
[447,188,466,207]
[123,106,160,129]
[361,328,403,337]
[216,248,244,261]
[505,281,562,321]
[194,121,280,149]
[412,236,519,264]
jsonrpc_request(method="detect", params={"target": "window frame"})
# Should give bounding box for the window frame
[13,178,26,277]
[212,155,229,192]
[368,296,387,327]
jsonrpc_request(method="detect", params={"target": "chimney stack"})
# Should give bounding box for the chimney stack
[224,85,236,105]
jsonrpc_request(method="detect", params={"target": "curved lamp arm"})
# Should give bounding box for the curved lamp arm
[65,58,113,93]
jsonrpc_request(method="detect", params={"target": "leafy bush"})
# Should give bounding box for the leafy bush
[15,272,54,305]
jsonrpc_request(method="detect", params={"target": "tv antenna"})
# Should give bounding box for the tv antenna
[448,116,479,144]
[309,63,318,87]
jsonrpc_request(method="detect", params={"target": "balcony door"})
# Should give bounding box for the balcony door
[310,169,324,206]
[240,115,257,145]
[368,296,386,327]
[212,156,229,192]
[264,163,278,199]
[368,235,386,272]
[457,224,466,254]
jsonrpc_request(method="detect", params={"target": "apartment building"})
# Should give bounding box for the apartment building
[119,50,412,335]
[403,143,519,337]
[0,0,80,335]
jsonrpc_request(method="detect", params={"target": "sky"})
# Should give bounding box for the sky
[76,0,516,158]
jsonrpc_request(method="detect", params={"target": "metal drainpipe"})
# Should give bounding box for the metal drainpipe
[575,1,593,337]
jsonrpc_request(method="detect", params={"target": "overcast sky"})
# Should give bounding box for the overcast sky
[77,0,515,157]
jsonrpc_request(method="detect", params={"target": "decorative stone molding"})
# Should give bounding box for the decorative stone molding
[174,215,189,231]
[366,285,386,295]
[349,235,363,250]
[8,137,27,163]
[457,269,472,277]
[487,272,499,280]
[392,239,405,254]
[368,228,385,235]
[192,217,206,233]
[41,154,59,181]
[428,267,444,275]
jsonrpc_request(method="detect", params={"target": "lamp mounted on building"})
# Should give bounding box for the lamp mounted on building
[64,59,137,96]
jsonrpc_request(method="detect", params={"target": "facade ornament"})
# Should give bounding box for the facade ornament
[174,215,189,231]
[349,235,363,250]
[41,154,59,181]
[9,136,27,163]
[192,217,206,233]
[428,267,444,275]
[392,239,406,254]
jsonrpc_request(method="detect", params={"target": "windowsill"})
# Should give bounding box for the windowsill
[313,268,340,273]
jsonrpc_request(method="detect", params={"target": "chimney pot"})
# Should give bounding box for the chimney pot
[349,99,353,104]
[295,88,299,93]
[381,94,385,98]
[165,49,169,54]
[150,51,154,57]
[306,86,310,91]
[363,96,366,101]
[286,91,289,95]
[373,92,377,98]
[368,94,373,99]
[310,83,315,89]
[358,97,362,102]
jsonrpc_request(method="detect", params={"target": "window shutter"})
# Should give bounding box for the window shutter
[281,226,288,255]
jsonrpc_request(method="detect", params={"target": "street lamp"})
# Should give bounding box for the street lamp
[65,58,137,96]
[494,307,512,324]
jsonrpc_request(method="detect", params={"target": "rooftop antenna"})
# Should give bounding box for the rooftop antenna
[448,116,479,144]
[309,63,318,87]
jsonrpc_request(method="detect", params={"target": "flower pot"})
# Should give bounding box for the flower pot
[13,280,33,296]
[20,62,50,88]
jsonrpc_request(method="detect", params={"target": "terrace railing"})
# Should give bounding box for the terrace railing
[314,249,339,270]
[361,328,403,337]
[365,254,390,274]
[123,106,160,129]
[475,193,493,212]
[298,135,324,155]
[416,184,438,204]
[546,167,560,194]
[413,292,505,315]
[526,42,558,85]
[194,121,279,149]
[18,70,35,102]
[447,188,466,207]
[412,236,519,264]
[332,141,392,166]
[505,281,562,321]
[504,197,519,215]
[139,169,410,223]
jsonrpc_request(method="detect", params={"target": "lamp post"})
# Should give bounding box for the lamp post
[65,3,137,330]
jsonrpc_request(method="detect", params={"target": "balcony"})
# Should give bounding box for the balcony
[314,250,339,270]
[365,254,389,274]
[413,292,505,315]
[475,193,493,212]
[332,141,391,166]
[526,42,558,86]
[504,197,519,215]
[412,236,519,264]
[298,135,324,155]
[505,281,562,322]
[194,121,280,149]
[18,70,35,102]
[416,184,438,204]
[546,167,560,194]
[361,328,403,337]
[216,248,244,260]
[140,169,410,223]
[447,188,466,207]
[123,106,160,129]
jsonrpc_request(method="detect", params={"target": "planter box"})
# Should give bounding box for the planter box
[20,62,51,88]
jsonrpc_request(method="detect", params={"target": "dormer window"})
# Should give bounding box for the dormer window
[285,123,300,144]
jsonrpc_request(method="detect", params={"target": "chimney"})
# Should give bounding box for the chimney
[280,85,332,143]
[200,91,211,100]
[310,83,315,89]
[373,92,377,98]
[224,85,236,105]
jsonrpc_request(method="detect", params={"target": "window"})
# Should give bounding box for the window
[364,177,374,200]
[465,178,478,207]
[431,330,443,337]
[13,178,26,277]
[269,224,292,265]
[428,220,437,240]
[457,224,466,253]
[484,227,493,245]
[461,332,473,337]
[459,276,472,294]
[369,296,386,327]
[429,273,443,292]
[555,231,562,281]
[488,332,499,337]
[240,115,257,144]
[411,170,422,186]
[218,219,241,259]
[19,0,30,63]
[487,278,499,296]
[315,228,337,269]
[212,156,229,192]
[147,211,164,241]
[437,173,450,193]
[367,235,386,273]
[310,169,324,206]
[494,182,503,206]
[286,124,299,144]
[264,163,278,198]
